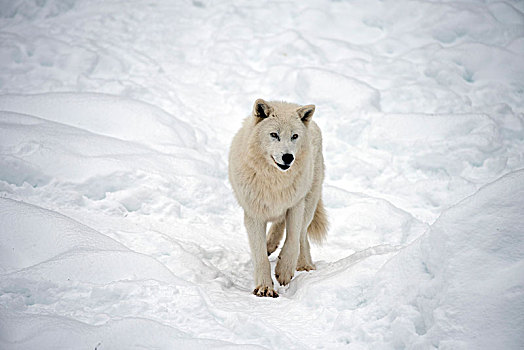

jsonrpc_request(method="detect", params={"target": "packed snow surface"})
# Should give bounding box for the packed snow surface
[1,0,524,349]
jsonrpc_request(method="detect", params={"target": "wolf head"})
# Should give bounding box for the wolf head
[252,99,315,172]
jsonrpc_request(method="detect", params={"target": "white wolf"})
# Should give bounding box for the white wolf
[229,99,328,297]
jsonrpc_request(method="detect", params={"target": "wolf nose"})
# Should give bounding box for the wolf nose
[282,153,294,165]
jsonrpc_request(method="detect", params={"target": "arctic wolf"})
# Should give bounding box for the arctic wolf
[229,99,328,297]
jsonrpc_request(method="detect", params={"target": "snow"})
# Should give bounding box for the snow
[330,170,524,349]
[0,0,523,349]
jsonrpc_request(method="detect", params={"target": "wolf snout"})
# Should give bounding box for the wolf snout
[282,153,294,165]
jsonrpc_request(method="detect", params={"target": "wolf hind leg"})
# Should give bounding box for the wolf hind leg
[266,218,285,256]
[297,196,318,271]
[297,229,316,271]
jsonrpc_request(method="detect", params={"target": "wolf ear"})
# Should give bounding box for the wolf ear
[297,104,315,124]
[253,99,273,120]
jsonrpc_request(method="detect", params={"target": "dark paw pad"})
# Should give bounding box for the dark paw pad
[253,286,279,298]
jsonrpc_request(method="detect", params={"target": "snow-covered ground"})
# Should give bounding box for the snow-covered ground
[1,0,523,349]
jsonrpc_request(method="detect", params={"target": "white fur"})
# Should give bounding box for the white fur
[228,99,327,297]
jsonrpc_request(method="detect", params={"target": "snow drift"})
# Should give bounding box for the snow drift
[1,167,522,349]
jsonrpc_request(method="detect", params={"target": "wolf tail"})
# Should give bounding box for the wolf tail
[307,198,328,245]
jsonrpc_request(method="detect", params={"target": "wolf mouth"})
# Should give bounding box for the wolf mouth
[272,156,290,171]
[277,163,290,171]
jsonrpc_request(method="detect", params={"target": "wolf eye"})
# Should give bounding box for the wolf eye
[270,132,279,140]
[291,134,299,140]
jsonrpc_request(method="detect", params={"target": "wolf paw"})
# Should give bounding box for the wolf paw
[253,285,279,298]
[275,260,295,286]
[296,262,316,272]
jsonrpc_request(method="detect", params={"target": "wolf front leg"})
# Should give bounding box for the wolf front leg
[275,199,304,286]
[244,213,278,298]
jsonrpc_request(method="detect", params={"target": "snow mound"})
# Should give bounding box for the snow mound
[0,93,228,222]
[0,198,260,349]
[0,198,124,273]
[323,169,524,349]
[0,310,264,350]
[0,92,196,152]
[0,198,180,284]
[411,170,524,349]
